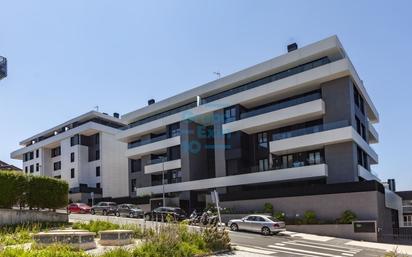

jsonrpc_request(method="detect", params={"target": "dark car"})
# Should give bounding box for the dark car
[115,204,144,218]
[144,207,186,221]
[91,202,117,216]
[67,203,91,214]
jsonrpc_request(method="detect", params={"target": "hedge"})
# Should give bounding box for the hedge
[0,170,68,209]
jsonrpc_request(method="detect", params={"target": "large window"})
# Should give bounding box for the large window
[36,163,39,172]
[70,168,75,178]
[51,146,61,158]
[258,159,269,171]
[353,85,365,115]
[404,215,412,227]
[30,165,34,173]
[96,166,100,177]
[273,149,324,170]
[36,149,39,158]
[224,106,237,123]
[70,152,75,162]
[131,179,137,192]
[23,151,34,162]
[70,135,80,146]
[130,159,141,173]
[357,146,369,169]
[53,161,61,171]
[257,132,268,149]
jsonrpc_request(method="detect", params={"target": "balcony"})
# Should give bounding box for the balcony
[0,56,7,80]
[269,126,379,164]
[135,164,328,195]
[358,165,380,182]
[368,123,379,144]
[125,136,180,158]
[144,159,181,174]
[128,134,168,149]
[223,99,325,135]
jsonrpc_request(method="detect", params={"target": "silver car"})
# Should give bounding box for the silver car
[228,215,286,235]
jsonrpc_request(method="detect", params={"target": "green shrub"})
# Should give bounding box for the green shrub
[0,171,26,208]
[0,222,70,246]
[101,249,132,257]
[273,211,285,221]
[0,245,89,257]
[338,210,357,224]
[263,203,273,215]
[0,171,68,210]
[202,226,231,252]
[72,220,119,234]
[303,210,318,224]
[26,176,68,210]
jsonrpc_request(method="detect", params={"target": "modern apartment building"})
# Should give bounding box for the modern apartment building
[11,35,404,238]
[115,35,402,234]
[10,111,128,202]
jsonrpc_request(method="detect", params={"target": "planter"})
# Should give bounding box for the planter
[33,230,96,250]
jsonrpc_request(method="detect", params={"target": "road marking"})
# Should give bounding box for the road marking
[341,253,354,256]
[228,231,255,239]
[275,243,285,246]
[293,240,362,252]
[282,241,361,254]
[236,245,277,255]
[268,245,343,257]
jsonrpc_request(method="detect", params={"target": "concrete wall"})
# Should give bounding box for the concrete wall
[325,142,358,183]
[0,209,68,225]
[287,224,377,242]
[220,191,381,221]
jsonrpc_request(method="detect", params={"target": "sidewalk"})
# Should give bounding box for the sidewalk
[281,230,412,255]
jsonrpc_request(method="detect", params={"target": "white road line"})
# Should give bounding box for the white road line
[236,245,277,255]
[268,245,343,257]
[292,240,362,252]
[341,253,354,256]
[228,232,256,239]
[275,243,286,246]
[282,241,360,254]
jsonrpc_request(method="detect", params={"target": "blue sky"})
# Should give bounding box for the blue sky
[1,0,411,190]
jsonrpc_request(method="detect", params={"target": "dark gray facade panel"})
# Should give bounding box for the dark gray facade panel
[325,142,359,184]
[213,109,226,178]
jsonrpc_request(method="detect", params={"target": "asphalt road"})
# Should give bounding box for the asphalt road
[69,213,387,257]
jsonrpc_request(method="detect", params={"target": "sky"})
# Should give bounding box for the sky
[1,0,411,190]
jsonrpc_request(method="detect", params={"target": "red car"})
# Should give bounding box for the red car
[67,203,91,214]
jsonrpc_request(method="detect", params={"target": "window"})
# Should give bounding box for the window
[53,161,61,171]
[70,168,75,178]
[30,165,34,173]
[96,183,101,189]
[51,146,61,157]
[70,152,74,162]
[131,179,137,192]
[70,135,80,146]
[94,134,100,144]
[258,132,268,148]
[130,159,141,173]
[36,149,39,158]
[246,216,256,221]
[224,106,237,123]
[96,166,100,177]
[29,152,34,160]
[258,159,269,171]
[357,146,368,169]
[25,166,28,174]
[169,122,181,137]
[353,85,365,114]
[36,163,39,172]
[405,215,412,227]
[273,149,324,170]
[95,150,100,160]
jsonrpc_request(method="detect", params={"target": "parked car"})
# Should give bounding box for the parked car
[91,202,117,216]
[67,203,91,214]
[228,215,286,236]
[144,207,187,221]
[115,204,144,218]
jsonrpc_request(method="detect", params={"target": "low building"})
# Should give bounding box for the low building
[0,160,21,171]
[10,111,128,203]
[396,191,412,227]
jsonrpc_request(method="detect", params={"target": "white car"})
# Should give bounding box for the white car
[228,215,286,235]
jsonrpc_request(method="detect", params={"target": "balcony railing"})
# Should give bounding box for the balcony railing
[240,91,321,120]
[0,56,7,80]
[271,120,350,141]
[128,134,168,149]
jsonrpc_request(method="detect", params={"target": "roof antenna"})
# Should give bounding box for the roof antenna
[213,71,221,79]
[94,106,99,112]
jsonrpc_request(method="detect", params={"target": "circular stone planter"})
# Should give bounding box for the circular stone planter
[99,230,134,246]
[33,230,96,250]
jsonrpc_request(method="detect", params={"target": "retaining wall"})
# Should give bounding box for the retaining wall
[0,209,68,225]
